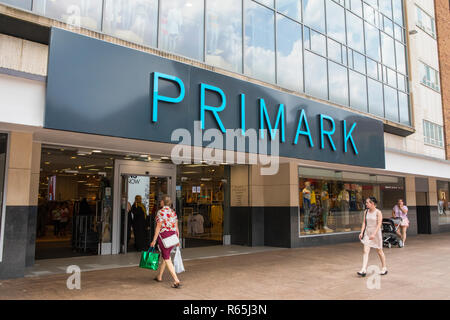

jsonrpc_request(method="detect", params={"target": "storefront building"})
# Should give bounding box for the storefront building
[0,0,449,279]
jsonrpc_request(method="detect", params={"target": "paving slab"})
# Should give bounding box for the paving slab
[1,233,450,300]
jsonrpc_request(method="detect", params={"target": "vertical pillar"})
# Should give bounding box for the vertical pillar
[0,132,35,279]
[405,176,417,236]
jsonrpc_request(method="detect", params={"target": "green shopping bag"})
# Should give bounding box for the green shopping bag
[139,247,160,270]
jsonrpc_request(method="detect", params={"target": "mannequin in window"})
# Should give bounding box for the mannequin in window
[321,184,333,232]
[302,181,312,232]
[338,186,350,230]
[438,192,446,215]
[167,6,183,51]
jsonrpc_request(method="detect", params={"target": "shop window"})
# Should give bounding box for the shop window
[437,181,450,225]
[206,0,242,73]
[244,0,275,83]
[33,0,103,30]
[159,0,204,61]
[276,14,303,92]
[176,165,228,247]
[103,0,158,48]
[0,0,31,10]
[298,166,405,236]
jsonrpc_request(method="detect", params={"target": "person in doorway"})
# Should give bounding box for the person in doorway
[150,195,182,289]
[392,199,409,247]
[36,199,48,237]
[357,197,387,277]
[59,202,70,237]
[79,198,92,216]
[131,195,147,251]
[51,203,62,237]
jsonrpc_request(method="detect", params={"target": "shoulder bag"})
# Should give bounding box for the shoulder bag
[159,232,179,248]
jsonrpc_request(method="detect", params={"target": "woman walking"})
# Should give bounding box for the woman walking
[357,197,388,277]
[392,198,409,247]
[150,195,182,288]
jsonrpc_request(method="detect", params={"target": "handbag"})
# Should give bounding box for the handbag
[173,246,185,274]
[159,232,180,248]
[139,247,159,270]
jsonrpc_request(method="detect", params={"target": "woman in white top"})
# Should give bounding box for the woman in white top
[357,197,387,277]
[392,198,409,247]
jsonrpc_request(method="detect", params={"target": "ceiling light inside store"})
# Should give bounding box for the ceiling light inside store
[92,150,102,153]
[161,156,170,160]
[88,168,99,171]
[77,150,92,156]
[71,156,77,159]
[45,162,50,165]
[201,178,212,181]
[64,170,79,174]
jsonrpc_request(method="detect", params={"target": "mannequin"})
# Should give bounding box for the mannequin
[321,184,333,232]
[302,181,312,232]
[438,192,446,215]
[338,186,350,230]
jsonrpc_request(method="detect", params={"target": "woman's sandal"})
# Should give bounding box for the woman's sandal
[153,277,163,282]
[171,282,182,289]
[357,271,367,277]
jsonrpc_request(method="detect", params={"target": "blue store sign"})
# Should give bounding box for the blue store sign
[45,28,385,169]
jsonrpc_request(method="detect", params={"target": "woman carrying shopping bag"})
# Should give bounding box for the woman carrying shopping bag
[150,195,182,288]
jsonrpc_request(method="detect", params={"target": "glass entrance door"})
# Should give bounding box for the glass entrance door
[113,160,176,255]
[120,175,169,254]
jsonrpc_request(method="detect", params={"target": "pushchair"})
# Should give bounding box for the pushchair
[382,217,403,248]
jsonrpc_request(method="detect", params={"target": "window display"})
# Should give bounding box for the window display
[177,165,227,246]
[299,167,405,236]
[437,181,449,225]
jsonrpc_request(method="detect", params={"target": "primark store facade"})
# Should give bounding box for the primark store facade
[0,0,449,279]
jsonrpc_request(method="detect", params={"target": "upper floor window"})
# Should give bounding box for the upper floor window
[0,0,31,10]
[420,62,440,92]
[423,120,444,148]
[416,6,436,38]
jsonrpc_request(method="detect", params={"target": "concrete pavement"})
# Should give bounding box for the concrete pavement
[1,233,450,300]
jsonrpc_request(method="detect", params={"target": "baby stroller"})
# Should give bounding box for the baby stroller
[382,217,403,248]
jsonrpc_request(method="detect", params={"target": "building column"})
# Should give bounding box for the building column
[405,176,418,236]
[229,162,297,248]
[0,132,37,279]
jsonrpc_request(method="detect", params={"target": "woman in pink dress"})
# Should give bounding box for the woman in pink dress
[392,198,409,247]
[357,197,388,277]
[150,195,181,288]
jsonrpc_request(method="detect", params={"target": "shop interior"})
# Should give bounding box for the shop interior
[36,145,229,259]
[36,146,115,259]
[298,167,405,236]
[36,146,175,259]
[176,164,228,248]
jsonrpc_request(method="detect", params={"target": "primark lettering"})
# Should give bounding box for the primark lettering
[152,72,358,155]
